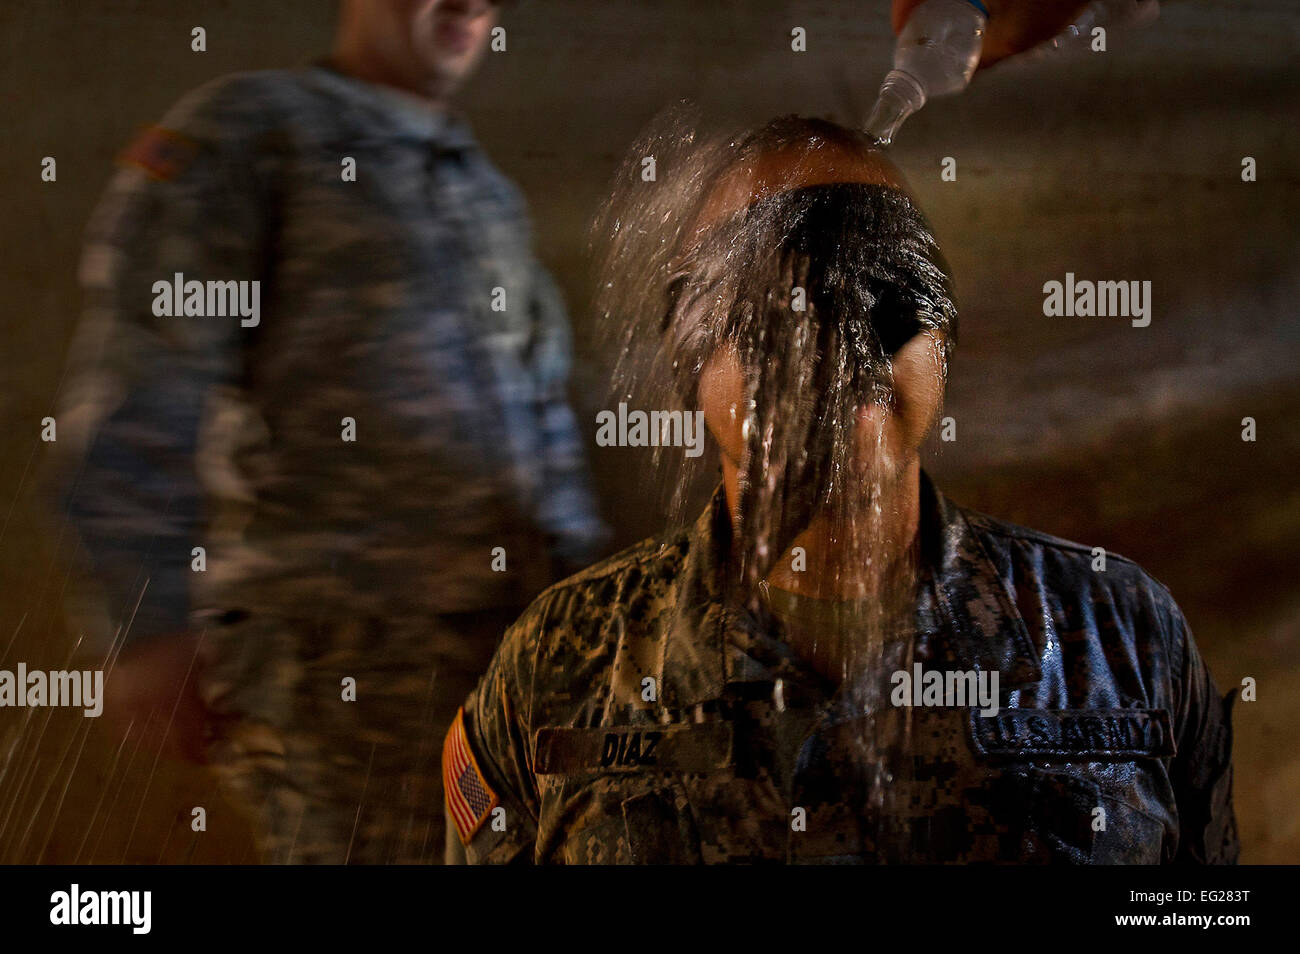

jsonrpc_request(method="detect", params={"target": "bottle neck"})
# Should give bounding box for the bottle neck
[865,70,926,147]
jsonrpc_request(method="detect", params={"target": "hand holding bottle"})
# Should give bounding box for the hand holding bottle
[868,0,1161,144]
[891,0,1092,71]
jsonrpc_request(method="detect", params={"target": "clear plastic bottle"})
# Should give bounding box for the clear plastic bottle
[865,0,988,146]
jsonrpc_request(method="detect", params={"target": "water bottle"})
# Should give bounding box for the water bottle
[865,0,988,147]
[865,0,1161,146]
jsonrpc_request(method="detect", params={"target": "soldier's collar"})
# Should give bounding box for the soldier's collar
[918,470,1041,689]
[659,488,733,709]
[660,471,1040,708]
[305,62,479,152]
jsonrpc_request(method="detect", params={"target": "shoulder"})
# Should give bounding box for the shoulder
[153,69,311,145]
[105,69,332,217]
[964,504,1169,587]
[107,70,308,195]
[959,502,1189,651]
[492,529,688,689]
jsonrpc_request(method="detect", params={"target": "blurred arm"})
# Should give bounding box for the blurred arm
[526,266,610,573]
[1167,606,1239,863]
[58,82,270,649]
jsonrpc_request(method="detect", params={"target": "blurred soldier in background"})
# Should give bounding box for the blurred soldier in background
[57,0,606,863]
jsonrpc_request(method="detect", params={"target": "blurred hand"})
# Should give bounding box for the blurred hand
[892,0,1092,70]
[104,632,211,764]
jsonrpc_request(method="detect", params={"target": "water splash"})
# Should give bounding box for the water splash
[590,107,958,859]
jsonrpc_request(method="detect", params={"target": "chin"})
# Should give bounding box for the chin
[409,64,454,98]
[844,454,908,492]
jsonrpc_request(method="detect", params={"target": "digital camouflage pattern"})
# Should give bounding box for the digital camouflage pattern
[58,65,606,863]
[61,64,606,644]
[453,472,1238,864]
[203,609,509,864]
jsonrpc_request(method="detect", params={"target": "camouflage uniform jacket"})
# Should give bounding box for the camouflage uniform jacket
[60,65,606,644]
[453,471,1238,863]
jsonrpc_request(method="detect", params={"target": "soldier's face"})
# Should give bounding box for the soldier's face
[348,0,497,97]
[700,329,947,495]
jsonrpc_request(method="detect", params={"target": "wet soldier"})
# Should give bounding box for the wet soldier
[57,0,607,863]
[445,115,1238,863]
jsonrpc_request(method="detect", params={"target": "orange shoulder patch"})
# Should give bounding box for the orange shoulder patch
[118,124,200,181]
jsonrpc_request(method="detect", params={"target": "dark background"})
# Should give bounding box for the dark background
[1,0,1296,862]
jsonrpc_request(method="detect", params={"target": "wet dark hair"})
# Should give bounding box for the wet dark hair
[667,181,956,397]
[665,115,956,392]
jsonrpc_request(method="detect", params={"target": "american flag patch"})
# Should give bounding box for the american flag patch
[443,707,499,845]
[118,124,199,182]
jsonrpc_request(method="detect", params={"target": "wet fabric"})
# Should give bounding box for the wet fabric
[453,472,1238,864]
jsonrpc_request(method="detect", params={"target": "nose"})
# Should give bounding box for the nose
[850,387,897,468]
[855,400,889,440]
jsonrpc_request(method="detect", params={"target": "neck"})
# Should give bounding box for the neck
[327,42,448,109]
[723,456,924,601]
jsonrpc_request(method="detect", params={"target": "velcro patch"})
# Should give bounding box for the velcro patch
[118,124,200,181]
[443,708,498,845]
[534,723,733,775]
[971,707,1175,760]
